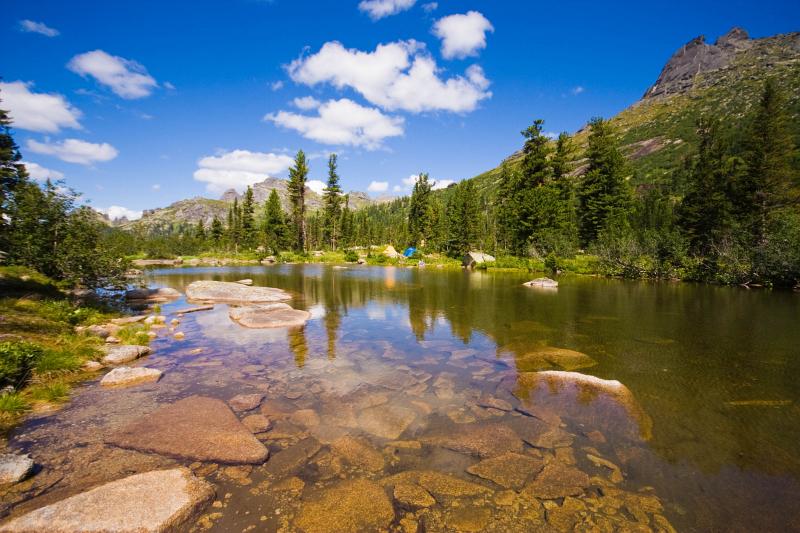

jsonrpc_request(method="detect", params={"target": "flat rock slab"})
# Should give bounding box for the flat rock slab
[185,281,290,304]
[174,305,214,314]
[100,367,162,388]
[229,304,310,329]
[0,468,213,533]
[330,436,385,472]
[107,396,269,464]
[356,404,416,439]
[228,393,264,412]
[466,452,544,489]
[421,422,524,458]
[125,287,181,301]
[382,470,491,499]
[294,479,394,533]
[521,461,590,499]
[0,454,34,485]
[515,347,597,372]
[235,279,253,285]
[264,437,322,478]
[101,345,151,365]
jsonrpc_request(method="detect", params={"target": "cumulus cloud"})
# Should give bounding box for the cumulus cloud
[571,85,585,95]
[287,40,491,114]
[68,50,158,99]
[19,20,59,37]
[98,205,143,221]
[292,96,321,110]
[433,11,493,59]
[26,138,118,165]
[193,149,294,194]
[270,80,284,91]
[0,81,82,133]
[22,161,64,181]
[368,180,389,193]
[422,2,438,13]
[395,173,452,192]
[358,0,416,20]
[432,179,454,189]
[265,98,404,150]
[307,179,326,194]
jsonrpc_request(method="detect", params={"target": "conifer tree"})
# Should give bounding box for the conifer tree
[0,100,29,243]
[195,219,206,242]
[263,189,289,253]
[408,173,432,247]
[241,186,256,249]
[322,154,343,250]
[577,117,631,246]
[287,150,309,252]
[210,216,224,246]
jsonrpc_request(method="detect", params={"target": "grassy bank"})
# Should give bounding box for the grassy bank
[0,267,146,432]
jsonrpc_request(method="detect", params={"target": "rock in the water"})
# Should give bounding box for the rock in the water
[521,461,590,499]
[107,396,269,464]
[507,416,574,449]
[0,454,34,485]
[125,287,181,301]
[514,347,597,372]
[382,470,490,498]
[421,422,524,458]
[185,280,290,304]
[101,344,151,365]
[110,315,148,325]
[229,303,311,329]
[523,277,558,288]
[0,468,213,532]
[393,483,436,507]
[82,360,103,372]
[331,436,385,472]
[174,305,214,314]
[235,279,253,285]
[100,366,162,388]
[228,393,264,412]
[466,452,544,489]
[264,437,322,478]
[241,414,271,433]
[446,506,493,532]
[294,479,394,533]
[357,404,417,439]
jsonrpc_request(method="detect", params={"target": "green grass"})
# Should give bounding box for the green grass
[116,324,151,346]
[0,393,30,418]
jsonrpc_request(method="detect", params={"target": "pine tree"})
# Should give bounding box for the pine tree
[322,154,343,250]
[577,117,631,246]
[287,150,309,252]
[339,194,353,248]
[408,173,432,247]
[195,219,206,242]
[445,181,479,257]
[263,189,289,253]
[210,216,224,246]
[241,186,256,249]
[0,100,30,244]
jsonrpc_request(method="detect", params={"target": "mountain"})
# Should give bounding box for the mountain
[120,178,376,232]
[471,27,800,191]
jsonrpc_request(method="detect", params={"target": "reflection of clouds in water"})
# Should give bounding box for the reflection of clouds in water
[308,304,326,319]
[194,306,286,346]
[366,305,386,321]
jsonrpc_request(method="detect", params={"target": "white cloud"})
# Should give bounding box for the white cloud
[395,173,451,192]
[287,40,491,113]
[26,138,118,165]
[571,86,585,95]
[163,81,176,90]
[368,180,389,192]
[98,205,143,221]
[422,2,438,13]
[307,179,326,194]
[292,96,321,110]
[270,80,284,91]
[358,0,416,20]
[193,149,294,194]
[151,184,161,190]
[402,174,421,187]
[22,161,64,181]
[432,179,454,189]
[433,11,493,59]
[0,81,82,133]
[265,98,404,150]
[68,50,158,99]
[19,20,59,37]
[544,131,559,140]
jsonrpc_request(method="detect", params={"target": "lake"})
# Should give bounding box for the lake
[4,264,800,532]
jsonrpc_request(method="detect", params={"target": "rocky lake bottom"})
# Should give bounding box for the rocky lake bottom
[1,265,799,532]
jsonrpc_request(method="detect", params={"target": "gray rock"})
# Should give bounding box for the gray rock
[185,281,291,304]
[101,345,151,365]
[0,454,34,485]
[100,367,162,388]
[0,468,213,532]
[125,287,181,301]
[235,279,253,285]
[229,304,311,329]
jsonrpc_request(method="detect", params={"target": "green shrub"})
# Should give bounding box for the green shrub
[0,393,29,416]
[344,249,359,262]
[28,382,70,403]
[0,341,44,389]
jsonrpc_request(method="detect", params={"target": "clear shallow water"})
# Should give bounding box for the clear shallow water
[4,265,800,532]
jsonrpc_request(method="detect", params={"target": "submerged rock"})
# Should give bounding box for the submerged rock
[228,393,264,412]
[523,277,558,288]
[264,437,322,478]
[393,483,436,508]
[100,366,162,388]
[446,506,493,532]
[421,422,524,458]
[125,287,181,302]
[382,470,491,498]
[101,344,151,365]
[185,280,290,304]
[466,452,544,489]
[514,347,597,372]
[0,468,213,533]
[229,303,311,329]
[294,479,394,533]
[330,436,385,472]
[357,404,417,439]
[241,414,271,434]
[521,461,590,499]
[107,396,269,464]
[0,454,34,485]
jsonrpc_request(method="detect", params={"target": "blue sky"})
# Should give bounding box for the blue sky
[3,0,799,219]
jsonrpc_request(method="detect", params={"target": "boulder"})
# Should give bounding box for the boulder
[100,367,162,388]
[0,468,213,533]
[235,279,253,285]
[523,277,558,288]
[229,303,311,329]
[107,396,269,464]
[185,280,291,304]
[294,479,394,533]
[0,454,34,485]
[514,347,596,372]
[125,287,181,302]
[101,345,151,365]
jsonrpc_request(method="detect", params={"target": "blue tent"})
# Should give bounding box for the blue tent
[403,247,417,258]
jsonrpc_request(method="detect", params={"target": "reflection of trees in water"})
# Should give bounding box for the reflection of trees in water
[288,327,308,368]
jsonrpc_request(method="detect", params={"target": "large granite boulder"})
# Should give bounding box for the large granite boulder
[185,281,290,304]
[229,303,310,328]
[100,367,162,388]
[0,454,34,485]
[107,396,268,464]
[0,468,213,533]
[101,345,151,365]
